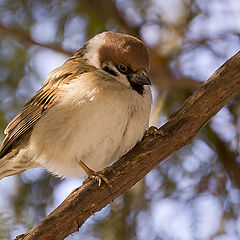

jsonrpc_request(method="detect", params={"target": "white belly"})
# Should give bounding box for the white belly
[28,76,151,178]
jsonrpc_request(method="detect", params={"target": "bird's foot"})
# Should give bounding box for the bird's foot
[79,160,112,190]
[144,126,167,138]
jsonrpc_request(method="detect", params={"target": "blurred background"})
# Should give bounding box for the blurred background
[0,0,240,239]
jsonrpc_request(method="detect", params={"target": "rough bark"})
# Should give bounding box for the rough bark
[16,51,240,240]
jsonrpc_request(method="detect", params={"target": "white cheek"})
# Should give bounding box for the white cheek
[117,74,131,87]
[84,32,107,68]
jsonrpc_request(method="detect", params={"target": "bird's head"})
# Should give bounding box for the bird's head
[74,32,151,95]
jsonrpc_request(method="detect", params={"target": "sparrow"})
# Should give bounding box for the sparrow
[0,32,152,185]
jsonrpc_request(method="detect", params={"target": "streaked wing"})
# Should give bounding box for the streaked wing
[0,73,72,158]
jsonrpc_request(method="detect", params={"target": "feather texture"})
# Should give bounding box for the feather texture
[0,60,95,159]
[0,32,152,180]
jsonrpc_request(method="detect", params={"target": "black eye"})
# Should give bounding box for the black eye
[118,64,128,73]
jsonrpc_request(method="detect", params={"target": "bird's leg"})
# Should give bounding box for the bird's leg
[144,126,167,138]
[78,160,112,189]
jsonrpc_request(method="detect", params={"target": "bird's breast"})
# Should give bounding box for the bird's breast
[29,74,151,178]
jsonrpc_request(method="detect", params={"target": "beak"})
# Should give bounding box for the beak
[129,70,151,85]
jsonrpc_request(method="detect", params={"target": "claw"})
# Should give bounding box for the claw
[89,174,102,186]
[145,126,167,138]
[79,160,112,190]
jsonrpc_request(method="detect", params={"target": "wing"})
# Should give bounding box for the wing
[0,72,72,158]
[0,56,96,159]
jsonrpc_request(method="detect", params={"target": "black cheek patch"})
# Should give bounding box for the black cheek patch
[103,66,118,77]
[127,76,144,95]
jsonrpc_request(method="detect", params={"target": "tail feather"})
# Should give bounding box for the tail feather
[0,149,37,180]
[0,168,26,180]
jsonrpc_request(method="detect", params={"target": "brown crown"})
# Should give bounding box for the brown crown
[99,32,149,72]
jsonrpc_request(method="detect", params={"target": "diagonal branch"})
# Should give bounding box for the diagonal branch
[0,23,73,56]
[16,51,240,240]
[0,20,201,92]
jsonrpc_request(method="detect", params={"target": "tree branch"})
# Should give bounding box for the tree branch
[0,20,201,92]
[206,126,240,188]
[0,23,73,56]
[15,51,240,240]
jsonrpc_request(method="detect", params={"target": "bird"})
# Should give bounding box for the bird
[0,32,152,185]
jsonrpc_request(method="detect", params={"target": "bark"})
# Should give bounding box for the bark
[16,51,240,240]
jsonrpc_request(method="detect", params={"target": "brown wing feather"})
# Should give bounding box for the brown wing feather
[0,58,96,159]
[0,73,72,158]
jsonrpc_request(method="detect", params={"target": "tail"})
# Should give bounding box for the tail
[0,166,25,180]
[0,150,37,180]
